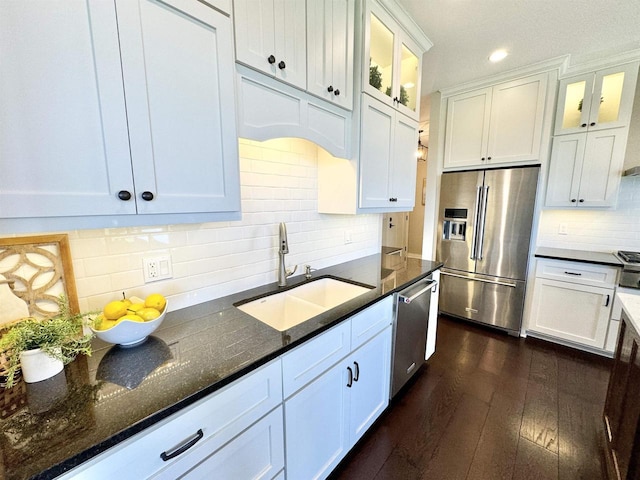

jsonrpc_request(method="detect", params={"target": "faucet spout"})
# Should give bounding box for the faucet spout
[278,222,297,286]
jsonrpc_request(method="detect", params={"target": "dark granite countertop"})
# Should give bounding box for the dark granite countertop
[0,254,442,480]
[535,247,622,267]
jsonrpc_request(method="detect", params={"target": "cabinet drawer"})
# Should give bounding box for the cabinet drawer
[351,295,394,350]
[282,321,351,398]
[62,360,282,479]
[535,258,618,288]
[158,406,284,480]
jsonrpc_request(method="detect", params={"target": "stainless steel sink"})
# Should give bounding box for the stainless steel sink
[235,277,373,331]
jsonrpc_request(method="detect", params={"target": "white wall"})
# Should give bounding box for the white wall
[537,176,640,251]
[17,138,381,314]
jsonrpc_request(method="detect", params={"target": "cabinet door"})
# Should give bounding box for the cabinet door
[425,270,440,360]
[363,2,396,110]
[273,0,306,89]
[233,0,277,78]
[359,95,393,208]
[486,73,547,164]
[443,88,492,169]
[545,133,585,207]
[348,327,391,445]
[577,127,627,207]
[528,278,612,348]
[393,31,421,120]
[116,0,240,214]
[0,1,134,218]
[307,0,355,110]
[555,63,639,135]
[285,362,350,480]
[389,113,419,208]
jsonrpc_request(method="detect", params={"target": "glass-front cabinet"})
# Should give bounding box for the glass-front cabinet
[364,1,421,120]
[554,63,639,135]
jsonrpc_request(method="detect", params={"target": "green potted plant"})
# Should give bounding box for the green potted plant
[0,297,94,388]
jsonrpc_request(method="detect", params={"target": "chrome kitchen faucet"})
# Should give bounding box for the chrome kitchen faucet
[278,222,297,287]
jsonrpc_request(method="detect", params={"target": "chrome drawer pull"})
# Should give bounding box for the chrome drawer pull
[441,271,517,288]
[160,429,204,461]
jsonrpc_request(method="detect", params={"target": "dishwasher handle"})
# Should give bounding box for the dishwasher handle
[399,280,437,304]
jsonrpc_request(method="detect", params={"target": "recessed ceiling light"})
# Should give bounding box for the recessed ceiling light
[489,50,508,63]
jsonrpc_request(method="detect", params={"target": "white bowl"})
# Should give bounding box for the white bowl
[91,299,168,347]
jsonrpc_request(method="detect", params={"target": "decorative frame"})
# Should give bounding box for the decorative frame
[0,234,79,321]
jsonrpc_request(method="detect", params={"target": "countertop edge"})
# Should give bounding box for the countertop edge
[535,247,622,267]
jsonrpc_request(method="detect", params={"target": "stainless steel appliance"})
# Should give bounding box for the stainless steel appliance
[617,250,640,289]
[391,275,436,398]
[436,166,539,334]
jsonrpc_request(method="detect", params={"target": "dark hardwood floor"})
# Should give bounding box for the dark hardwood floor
[331,315,613,480]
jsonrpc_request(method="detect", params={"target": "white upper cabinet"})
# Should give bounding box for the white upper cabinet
[306,0,355,110]
[0,1,133,218]
[116,0,239,215]
[444,73,548,170]
[363,1,422,120]
[546,127,628,208]
[359,95,418,210]
[233,0,306,90]
[0,0,240,221]
[554,63,639,135]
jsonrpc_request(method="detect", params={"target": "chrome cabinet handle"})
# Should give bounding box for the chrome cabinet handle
[160,429,204,461]
[476,186,489,260]
[399,280,437,304]
[440,270,517,288]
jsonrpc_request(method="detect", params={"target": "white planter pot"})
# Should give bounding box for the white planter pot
[19,347,64,383]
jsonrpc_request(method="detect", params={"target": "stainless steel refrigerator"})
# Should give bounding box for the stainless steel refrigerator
[436,166,539,334]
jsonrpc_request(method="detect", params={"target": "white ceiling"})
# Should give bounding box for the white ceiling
[398,0,640,96]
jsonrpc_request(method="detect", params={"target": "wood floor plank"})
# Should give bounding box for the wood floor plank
[520,379,559,453]
[417,393,490,479]
[558,391,607,479]
[512,437,559,480]
[466,391,525,480]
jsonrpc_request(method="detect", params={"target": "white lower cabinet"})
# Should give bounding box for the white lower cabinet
[528,259,617,350]
[58,360,283,479]
[284,326,392,480]
[59,296,396,480]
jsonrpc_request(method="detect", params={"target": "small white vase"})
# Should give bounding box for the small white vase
[19,347,64,383]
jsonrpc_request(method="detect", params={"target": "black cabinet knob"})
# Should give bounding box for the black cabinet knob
[141,191,154,201]
[481,157,486,161]
[571,199,577,203]
[117,190,132,201]
[487,156,492,160]
[581,123,587,127]
[327,85,333,92]
[334,89,340,96]
[393,96,399,103]
[267,55,276,64]
[278,60,286,70]
[389,197,398,202]
[590,122,596,126]
[578,199,585,203]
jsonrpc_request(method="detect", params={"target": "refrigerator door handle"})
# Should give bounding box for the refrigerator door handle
[470,186,482,260]
[441,270,517,288]
[476,186,489,260]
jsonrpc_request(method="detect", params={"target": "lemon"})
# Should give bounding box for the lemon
[138,307,161,321]
[127,303,145,313]
[122,298,132,308]
[145,293,166,312]
[94,314,118,331]
[118,314,145,323]
[104,300,128,320]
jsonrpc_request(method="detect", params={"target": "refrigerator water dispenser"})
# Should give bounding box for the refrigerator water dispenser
[442,208,467,241]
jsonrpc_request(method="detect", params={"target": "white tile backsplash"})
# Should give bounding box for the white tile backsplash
[537,176,640,252]
[33,138,381,313]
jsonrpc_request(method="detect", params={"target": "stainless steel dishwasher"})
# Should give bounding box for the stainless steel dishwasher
[391,275,437,398]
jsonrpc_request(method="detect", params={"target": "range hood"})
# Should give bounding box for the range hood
[623,166,640,176]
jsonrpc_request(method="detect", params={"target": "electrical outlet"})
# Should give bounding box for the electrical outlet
[558,223,568,235]
[344,231,353,244]
[143,255,173,283]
